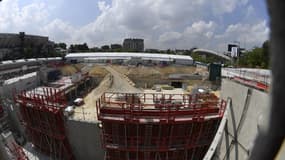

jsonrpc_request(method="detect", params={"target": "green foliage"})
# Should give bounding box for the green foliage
[101,45,110,50]
[166,49,175,54]
[110,44,122,50]
[55,42,67,49]
[145,49,160,53]
[69,43,89,52]
[237,40,270,68]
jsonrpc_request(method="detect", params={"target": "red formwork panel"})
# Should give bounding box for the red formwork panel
[233,76,269,91]
[96,92,226,160]
[16,88,74,160]
[9,142,29,160]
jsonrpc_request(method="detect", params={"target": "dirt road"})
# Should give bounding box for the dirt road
[104,66,142,93]
[71,65,142,121]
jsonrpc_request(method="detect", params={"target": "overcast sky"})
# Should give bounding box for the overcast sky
[0,0,269,52]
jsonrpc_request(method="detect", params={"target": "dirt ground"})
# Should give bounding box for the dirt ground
[110,65,130,75]
[59,64,84,76]
[112,65,205,79]
[72,65,141,121]
[88,66,109,77]
[72,74,111,121]
[60,64,108,78]
[112,65,210,89]
[156,66,197,76]
[105,66,141,93]
[61,64,207,81]
[70,64,215,121]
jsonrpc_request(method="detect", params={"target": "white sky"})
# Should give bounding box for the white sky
[0,0,269,52]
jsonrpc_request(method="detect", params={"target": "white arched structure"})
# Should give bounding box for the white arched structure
[193,48,231,60]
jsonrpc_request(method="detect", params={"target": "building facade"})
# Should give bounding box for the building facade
[123,38,144,52]
[0,32,54,60]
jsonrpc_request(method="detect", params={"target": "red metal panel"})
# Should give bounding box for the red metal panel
[97,92,226,160]
[16,88,74,160]
[9,142,29,160]
[233,76,269,91]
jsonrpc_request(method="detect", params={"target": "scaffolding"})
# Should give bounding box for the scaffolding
[96,92,226,160]
[16,88,74,160]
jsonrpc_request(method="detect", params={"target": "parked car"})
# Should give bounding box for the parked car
[73,98,84,106]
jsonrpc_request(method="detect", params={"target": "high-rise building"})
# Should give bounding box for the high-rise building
[123,38,144,52]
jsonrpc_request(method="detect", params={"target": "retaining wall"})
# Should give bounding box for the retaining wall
[65,74,112,159]
[66,120,104,160]
[213,79,270,160]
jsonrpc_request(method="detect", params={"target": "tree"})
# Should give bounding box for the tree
[90,47,101,52]
[101,45,110,50]
[69,44,75,52]
[237,41,270,69]
[166,49,175,54]
[81,43,89,51]
[262,40,270,68]
[247,48,264,68]
[145,49,159,53]
[111,44,122,50]
[68,43,89,52]
[56,43,67,49]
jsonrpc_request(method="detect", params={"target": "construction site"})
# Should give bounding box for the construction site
[0,53,271,160]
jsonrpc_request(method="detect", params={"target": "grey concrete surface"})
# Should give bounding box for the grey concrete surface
[214,79,270,160]
[72,74,112,121]
[66,119,104,160]
[23,143,50,160]
[0,72,39,141]
[220,79,249,138]
[0,134,9,160]
[0,72,39,97]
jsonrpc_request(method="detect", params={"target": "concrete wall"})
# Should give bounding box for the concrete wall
[214,79,270,160]
[66,120,104,160]
[0,72,39,97]
[64,74,112,159]
[0,72,40,141]
[0,133,10,160]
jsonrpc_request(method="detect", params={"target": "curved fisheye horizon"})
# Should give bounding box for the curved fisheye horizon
[0,0,269,52]
[1,0,284,160]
